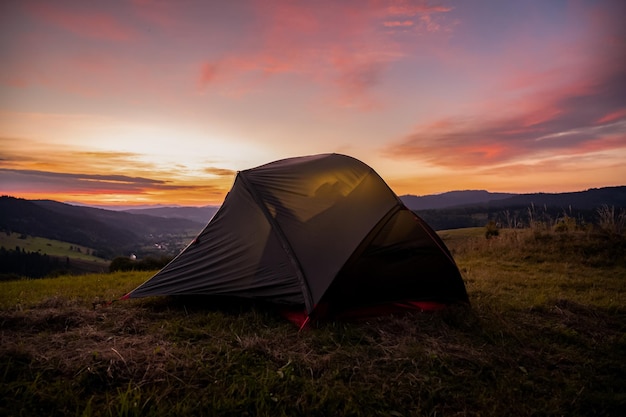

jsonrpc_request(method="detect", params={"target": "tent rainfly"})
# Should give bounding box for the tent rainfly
[123,154,469,325]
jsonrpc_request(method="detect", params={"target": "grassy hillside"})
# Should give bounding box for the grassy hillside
[0,196,203,259]
[0,232,107,263]
[1,229,624,416]
[0,232,110,278]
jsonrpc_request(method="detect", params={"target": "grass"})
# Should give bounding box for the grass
[447,229,626,310]
[0,232,107,263]
[1,228,625,416]
[0,271,150,310]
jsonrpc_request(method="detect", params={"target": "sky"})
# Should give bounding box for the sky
[1,0,625,207]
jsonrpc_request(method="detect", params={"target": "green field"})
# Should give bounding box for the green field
[1,228,624,416]
[0,232,108,264]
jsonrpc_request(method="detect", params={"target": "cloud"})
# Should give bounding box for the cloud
[0,169,188,202]
[381,2,453,34]
[0,141,235,205]
[203,167,236,177]
[596,108,626,125]
[10,1,454,107]
[3,2,187,99]
[198,63,219,88]
[385,114,626,169]
[130,0,179,31]
[384,40,626,168]
[330,58,388,109]
[0,139,148,173]
[0,167,232,207]
[383,21,414,28]
[384,3,453,16]
[25,2,140,42]
[0,168,165,191]
[196,0,455,108]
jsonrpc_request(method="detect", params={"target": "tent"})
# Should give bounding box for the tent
[123,154,468,324]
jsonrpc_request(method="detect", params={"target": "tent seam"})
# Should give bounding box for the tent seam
[238,171,315,313]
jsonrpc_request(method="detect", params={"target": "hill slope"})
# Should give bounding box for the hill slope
[1,230,624,416]
[0,197,204,258]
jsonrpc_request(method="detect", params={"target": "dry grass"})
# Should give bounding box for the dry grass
[1,229,625,416]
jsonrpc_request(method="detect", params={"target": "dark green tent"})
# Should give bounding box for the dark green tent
[124,154,468,325]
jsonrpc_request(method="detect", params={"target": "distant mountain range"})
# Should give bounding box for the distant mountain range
[0,197,206,258]
[400,186,626,230]
[117,187,626,218]
[1,186,624,258]
[124,206,219,225]
[399,186,626,211]
[400,190,515,210]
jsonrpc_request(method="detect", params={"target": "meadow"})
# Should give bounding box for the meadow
[1,227,624,416]
[0,232,106,263]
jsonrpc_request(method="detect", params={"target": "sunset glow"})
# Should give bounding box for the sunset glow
[1,0,625,207]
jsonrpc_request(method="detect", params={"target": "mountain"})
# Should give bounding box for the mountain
[401,186,626,230]
[2,186,624,257]
[399,187,626,211]
[116,191,517,219]
[124,206,219,225]
[400,190,515,210]
[0,197,205,258]
[469,186,626,210]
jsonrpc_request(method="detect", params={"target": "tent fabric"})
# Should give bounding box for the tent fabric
[124,153,469,317]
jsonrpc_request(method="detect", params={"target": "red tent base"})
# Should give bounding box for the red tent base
[281,301,448,329]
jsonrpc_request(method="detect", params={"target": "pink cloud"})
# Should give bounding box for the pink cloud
[418,14,441,32]
[383,20,414,27]
[130,0,179,30]
[26,3,140,41]
[386,93,626,168]
[596,108,626,125]
[385,1,626,169]
[38,53,131,98]
[196,0,454,108]
[0,23,171,101]
[384,3,452,16]
[198,63,219,88]
[563,133,626,156]
[385,52,626,167]
[2,76,30,88]
[475,156,626,189]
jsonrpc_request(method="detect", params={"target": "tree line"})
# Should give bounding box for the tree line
[0,246,69,281]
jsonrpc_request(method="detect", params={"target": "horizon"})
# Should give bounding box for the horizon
[1,1,625,207]
[3,184,624,211]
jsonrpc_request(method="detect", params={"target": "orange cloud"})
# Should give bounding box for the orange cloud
[0,168,228,207]
[387,148,626,197]
[1,140,151,175]
[203,167,236,177]
[0,143,234,206]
